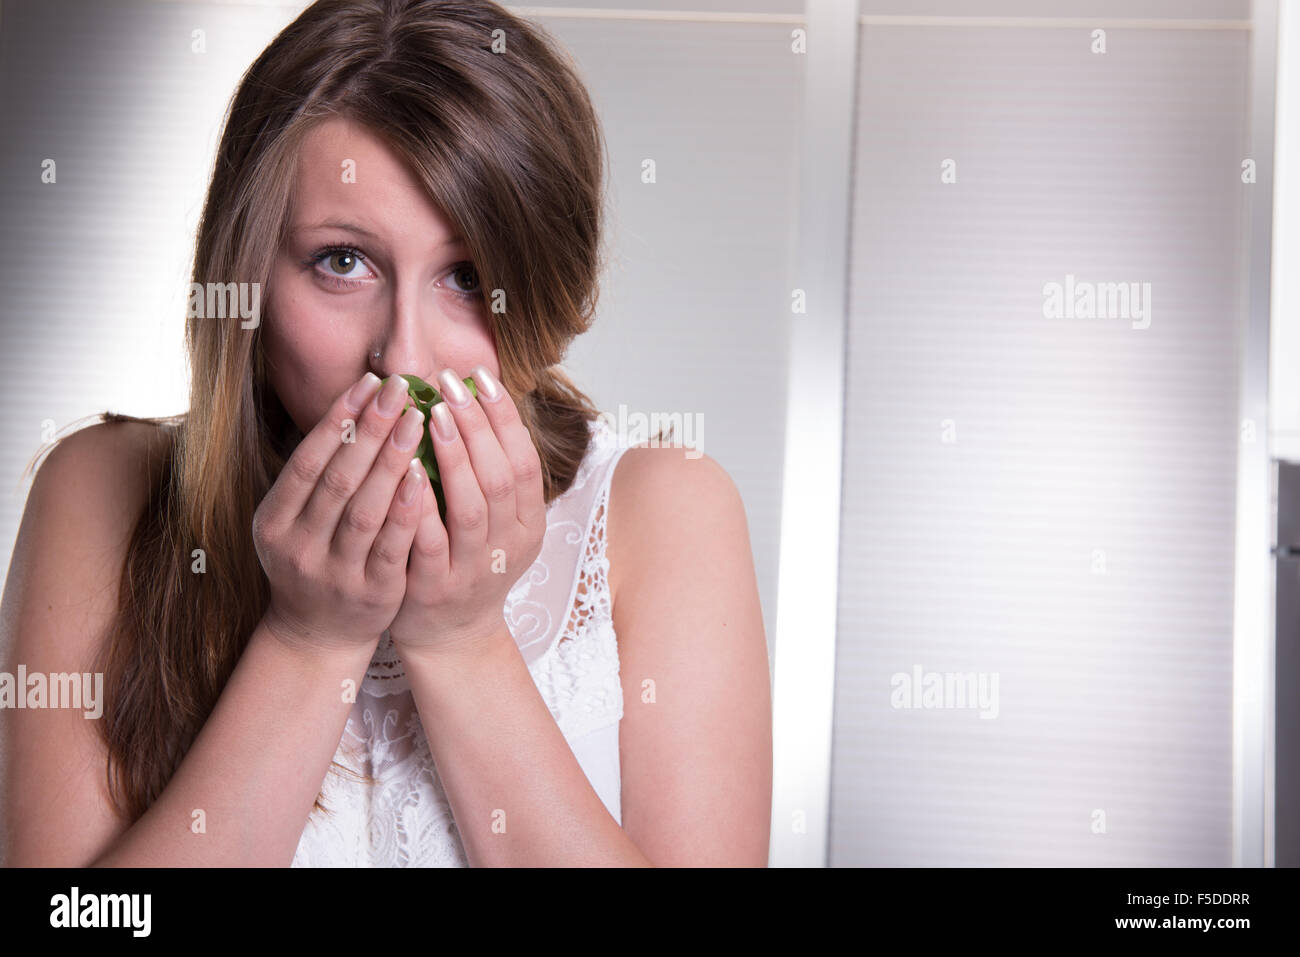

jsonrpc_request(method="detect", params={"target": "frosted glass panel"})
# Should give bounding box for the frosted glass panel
[831,20,1248,865]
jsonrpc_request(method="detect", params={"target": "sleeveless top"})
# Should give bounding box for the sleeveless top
[291,415,634,867]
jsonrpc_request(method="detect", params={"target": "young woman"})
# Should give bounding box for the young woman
[0,0,771,867]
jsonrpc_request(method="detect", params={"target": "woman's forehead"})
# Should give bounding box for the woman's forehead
[288,118,457,249]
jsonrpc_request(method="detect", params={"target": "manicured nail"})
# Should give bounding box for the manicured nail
[345,373,382,414]
[399,458,423,504]
[431,401,457,441]
[377,375,408,415]
[392,405,424,451]
[472,365,503,402]
[438,368,471,407]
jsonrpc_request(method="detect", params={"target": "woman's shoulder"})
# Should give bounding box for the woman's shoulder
[598,414,734,501]
[40,416,172,461]
[600,425,743,610]
[25,418,173,554]
[39,417,172,496]
[606,439,740,539]
[3,417,174,692]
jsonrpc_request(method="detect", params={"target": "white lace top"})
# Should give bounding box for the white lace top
[291,416,634,866]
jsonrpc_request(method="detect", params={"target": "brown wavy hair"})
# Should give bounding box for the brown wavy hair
[24,0,636,828]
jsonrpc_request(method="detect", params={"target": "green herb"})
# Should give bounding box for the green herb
[385,374,478,522]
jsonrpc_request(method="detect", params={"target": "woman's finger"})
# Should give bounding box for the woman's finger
[407,477,450,585]
[298,373,411,539]
[469,365,545,529]
[427,398,490,571]
[433,369,517,546]
[365,457,426,585]
[333,404,426,564]
[263,372,382,529]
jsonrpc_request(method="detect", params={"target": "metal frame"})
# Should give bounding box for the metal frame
[1239,0,1281,870]
[769,0,858,868]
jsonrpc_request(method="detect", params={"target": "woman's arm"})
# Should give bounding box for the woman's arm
[397,443,772,867]
[0,422,372,867]
[90,618,375,867]
[607,445,773,866]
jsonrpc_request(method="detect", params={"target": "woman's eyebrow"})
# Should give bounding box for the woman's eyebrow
[293,219,381,240]
[292,220,465,249]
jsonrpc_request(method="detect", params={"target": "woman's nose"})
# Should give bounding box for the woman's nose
[371,292,436,379]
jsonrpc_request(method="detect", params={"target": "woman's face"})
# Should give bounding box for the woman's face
[264,115,499,436]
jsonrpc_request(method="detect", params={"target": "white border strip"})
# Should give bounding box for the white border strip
[139,2,1250,30]
[768,0,858,868]
[1235,0,1279,870]
[513,6,800,22]
[859,15,1248,29]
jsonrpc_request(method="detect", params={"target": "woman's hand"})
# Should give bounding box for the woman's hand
[386,365,547,661]
[253,372,429,652]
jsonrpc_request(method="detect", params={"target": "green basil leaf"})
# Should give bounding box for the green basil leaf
[399,373,437,403]
[390,374,480,522]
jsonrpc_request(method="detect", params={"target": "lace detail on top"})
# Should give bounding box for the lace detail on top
[564,495,611,645]
[530,493,623,742]
[291,415,635,867]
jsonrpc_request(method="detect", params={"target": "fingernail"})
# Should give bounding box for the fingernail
[431,401,457,441]
[471,365,503,402]
[345,373,382,414]
[399,458,423,504]
[378,375,408,415]
[438,368,471,407]
[392,405,424,451]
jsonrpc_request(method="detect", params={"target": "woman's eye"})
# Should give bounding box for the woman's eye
[303,248,479,297]
[309,247,374,286]
[324,251,361,276]
[443,263,482,298]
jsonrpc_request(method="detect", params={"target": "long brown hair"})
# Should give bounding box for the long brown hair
[27,0,631,827]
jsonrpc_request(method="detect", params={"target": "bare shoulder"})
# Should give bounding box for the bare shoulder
[60,417,170,483]
[602,441,771,865]
[23,419,170,544]
[605,441,748,610]
[2,417,171,665]
[0,418,171,864]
